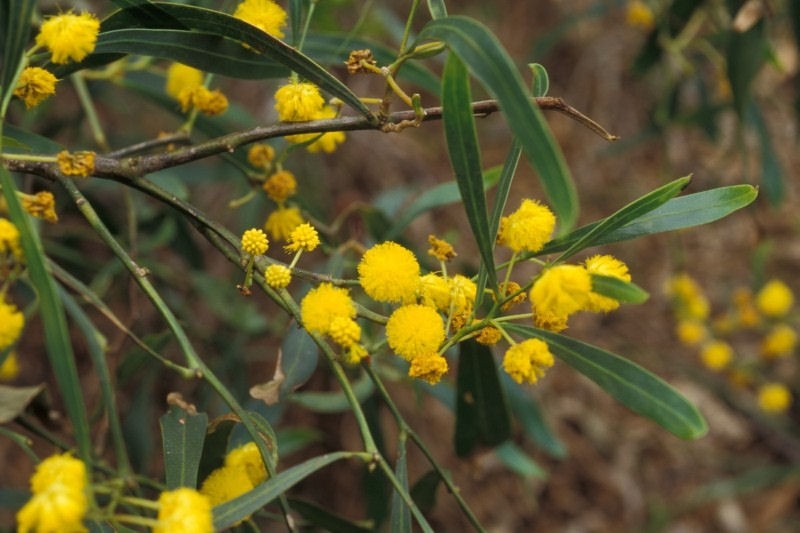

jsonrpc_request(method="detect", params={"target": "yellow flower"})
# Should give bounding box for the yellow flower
[36,12,100,64]
[755,279,794,318]
[200,442,267,508]
[475,326,502,346]
[247,143,275,169]
[497,280,526,311]
[265,264,291,289]
[761,324,797,359]
[502,338,554,384]
[17,453,88,533]
[700,340,733,371]
[0,217,23,261]
[165,63,203,100]
[182,86,228,115]
[328,316,361,348]
[530,264,592,332]
[284,222,320,253]
[0,300,24,351]
[14,67,58,109]
[241,228,269,256]
[497,199,555,253]
[285,106,346,152]
[154,488,213,533]
[625,0,655,31]
[386,305,445,361]
[675,320,706,346]
[757,383,792,414]
[427,234,456,262]
[343,343,368,365]
[21,191,58,223]
[274,80,325,122]
[732,287,760,327]
[584,254,631,313]
[264,206,304,242]
[418,273,451,311]
[358,242,420,304]
[263,170,297,203]
[57,151,95,177]
[234,0,287,39]
[0,351,20,381]
[668,273,709,320]
[300,283,356,335]
[448,274,477,314]
[408,353,448,384]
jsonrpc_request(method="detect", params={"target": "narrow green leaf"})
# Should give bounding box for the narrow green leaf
[107,0,187,29]
[727,20,767,117]
[279,324,319,396]
[506,324,708,439]
[0,384,44,424]
[213,451,354,529]
[455,340,511,457]
[426,0,448,19]
[539,185,758,255]
[590,274,649,304]
[287,498,373,533]
[501,373,566,458]
[442,53,497,289]
[160,404,208,489]
[290,372,374,413]
[390,442,411,533]
[289,0,303,46]
[409,471,441,515]
[1,0,35,104]
[419,16,578,231]
[0,169,92,461]
[528,63,549,97]
[747,103,784,205]
[494,441,547,479]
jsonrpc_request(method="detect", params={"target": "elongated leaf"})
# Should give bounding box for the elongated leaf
[419,16,578,231]
[590,274,649,304]
[442,53,497,289]
[539,185,758,255]
[727,20,766,117]
[289,372,374,413]
[494,441,546,479]
[390,442,411,533]
[426,0,448,19]
[747,103,783,205]
[107,0,186,29]
[455,340,511,457]
[213,451,354,529]
[529,63,550,97]
[279,324,319,396]
[501,373,566,458]
[287,498,373,533]
[0,169,92,461]
[1,0,35,103]
[409,470,441,515]
[506,324,708,439]
[160,405,208,489]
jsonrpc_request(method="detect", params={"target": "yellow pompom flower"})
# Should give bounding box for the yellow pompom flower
[200,442,267,508]
[584,254,632,313]
[0,300,24,351]
[285,106,346,152]
[0,218,23,261]
[668,273,710,320]
[14,67,58,109]
[234,0,288,39]
[36,12,100,64]
[408,353,448,384]
[21,191,58,223]
[700,340,733,371]
[17,453,88,533]
[241,228,269,256]
[757,383,792,414]
[386,305,445,361]
[265,264,292,289]
[418,273,451,311]
[761,324,797,359]
[300,283,356,335]
[625,0,655,31]
[284,222,320,253]
[530,264,592,332]
[502,338,555,384]
[675,320,706,346]
[154,488,213,533]
[755,279,794,318]
[475,326,502,346]
[497,199,556,253]
[247,143,275,169]
[165,63,203,100]
[57,151,95,177]
[427,234,457,262]
[358,242,420,304]
[328,316,361,348]
[274,80,325,122]
[264,206,304,242]
[263,170,297,203]
[0,351,20,381]
[181,86,228,115]
[448,274,477,314]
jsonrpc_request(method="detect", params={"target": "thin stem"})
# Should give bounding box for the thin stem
[296,0,318,52]
[71,73,110,151]
[397,0,421,56]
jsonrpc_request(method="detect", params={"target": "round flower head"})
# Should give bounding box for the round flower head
[0,218,23,261]
[448,274,477,314]
[503,338,554,384]
[29,453,87,495]
[17,453,88,533]
[165,63,203,100]
[188,86,229,116]
[358,242,420,304]
[274,80,325,122]
[668,273,710,320]
[755,279,794,318]
[14,67,58,109]
[200,442,267,508]
[300,283,356,335]
[247,143,275,169]
[263,170,297,203]
[761,324,797,359]
[0,300,24,351]
[418,273,451,311]
[530,264,592,332]
[284,223,320,253]
[264,206,304,242]
[328,316,361,348]
[36,12,100,64]
[584,254,631,313]
[265,264,292,289]
[241,228,269,256]
[757,383,792,414]
[285,106,346,152]
[700,340,733,371]
[497,199,556,253]
[154,488,213,533]
[408,353,448,384]
[475,325,502,346]
[21,191,58,223]
[626,0,655,30]
[234,0,287,38]
[386,305,445,361]
[675,320,706,346]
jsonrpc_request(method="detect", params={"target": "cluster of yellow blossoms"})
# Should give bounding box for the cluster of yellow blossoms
[274,80,346,153]
[669,274,796,414]
[164,62,229,116]
[1,217,25,381]
[200,442,269,510]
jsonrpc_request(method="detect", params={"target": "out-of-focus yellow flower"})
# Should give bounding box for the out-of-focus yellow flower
[165,63,203,100]
[264,206,304,242]
[700,340,733,371]
[0,217,23,261]
[0,351,20,381]
[755,279,794,318]
[14,67,58,108]
[285,106,346,152]
[625,0,655,31]
[233,0,287,39]
[36,12,100,64]
[247,143,275,169]
[757,383,792,414]
[180,86,228,115]
[263,170,297,203]
[0,300,24,351]
[760,324,797,359]
[17,453,88,533]
[154,488,213,533]
[675,320,706,346]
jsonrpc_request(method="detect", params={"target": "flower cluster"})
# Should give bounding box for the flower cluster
[300,283,367,364]
[16,453,89,532]
[200,442,269,508]
[164,62,228,116]
[274,81,346,152]
[668,273,796,414]
[233,0,287,39]
[153,488,213,533]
